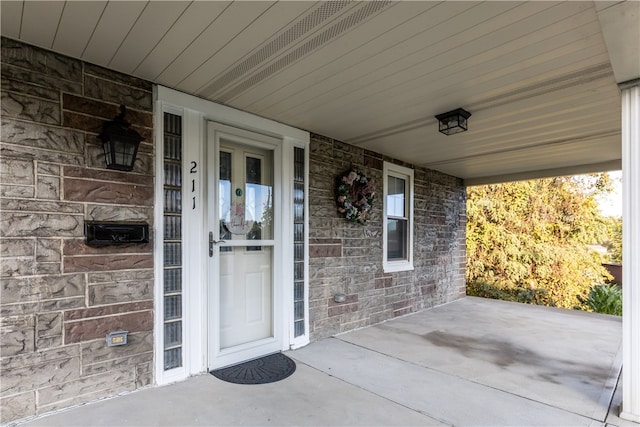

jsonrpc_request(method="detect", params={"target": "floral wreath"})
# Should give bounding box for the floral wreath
[336,168,376,225]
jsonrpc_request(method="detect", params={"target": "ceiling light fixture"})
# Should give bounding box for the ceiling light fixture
[435,108,471,135]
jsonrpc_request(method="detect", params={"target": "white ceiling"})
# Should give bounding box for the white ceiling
[2,1,638,184]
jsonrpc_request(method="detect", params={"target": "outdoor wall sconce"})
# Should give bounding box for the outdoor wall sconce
[99,105,143,171]
[435,108,472,135]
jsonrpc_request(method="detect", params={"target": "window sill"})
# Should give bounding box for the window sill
[383,262,414,273]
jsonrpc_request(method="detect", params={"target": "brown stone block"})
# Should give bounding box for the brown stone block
[63,178,153,205]
[62,93,119,120]
[0,391,36,425]
[63,239,152,256]
[63,166,153,186]
[64,310,153,344]
[327,303,358,317]
[62,110,105,134]
[84,63,153,92]
[393,306,413,317]
[309,244,342,258]
[64,254,153,273]
[84,75,152,111]
[64,301,153,321]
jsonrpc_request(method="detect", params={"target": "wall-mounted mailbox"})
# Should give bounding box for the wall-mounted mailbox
[85,222,149,246]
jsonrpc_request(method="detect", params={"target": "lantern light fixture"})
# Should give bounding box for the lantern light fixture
[435,108,472,135]
[99,105,143,171]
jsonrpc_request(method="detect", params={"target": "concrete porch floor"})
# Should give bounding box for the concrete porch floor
[16,297,637,427]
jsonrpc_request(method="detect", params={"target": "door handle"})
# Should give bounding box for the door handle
[209,232,226,257]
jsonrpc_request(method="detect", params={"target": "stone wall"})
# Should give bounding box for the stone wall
[308,135,466,339]
[0,38,154,423]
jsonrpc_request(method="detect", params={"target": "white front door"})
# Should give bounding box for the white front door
[207,122,282,369]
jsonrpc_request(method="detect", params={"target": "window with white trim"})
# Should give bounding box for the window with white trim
[383,162,414,272]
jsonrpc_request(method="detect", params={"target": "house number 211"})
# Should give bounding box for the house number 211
[190,161,197,210]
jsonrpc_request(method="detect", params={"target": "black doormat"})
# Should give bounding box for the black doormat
[210,353,296,385]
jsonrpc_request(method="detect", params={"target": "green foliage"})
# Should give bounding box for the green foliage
[466,281,551,305]
[466,174,613,309]
[600,216,622,263]
[578,284,622,316]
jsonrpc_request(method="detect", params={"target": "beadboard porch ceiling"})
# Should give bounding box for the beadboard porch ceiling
[2,1,637,185]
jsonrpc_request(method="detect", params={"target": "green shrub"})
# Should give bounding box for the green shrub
[466,281,550,305]
[578,284,622,316]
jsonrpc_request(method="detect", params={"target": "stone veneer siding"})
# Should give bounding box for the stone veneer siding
[308,134,466,339]
[1,38,154,423]
[0,37,467,423]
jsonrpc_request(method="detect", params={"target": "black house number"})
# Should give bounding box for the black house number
[190,161,197,210]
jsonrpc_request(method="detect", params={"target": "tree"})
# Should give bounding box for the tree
[601,216,622,263]
[466,174,613,309]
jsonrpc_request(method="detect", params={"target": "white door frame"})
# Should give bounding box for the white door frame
[154,86,310,386]
[206,122,284,370]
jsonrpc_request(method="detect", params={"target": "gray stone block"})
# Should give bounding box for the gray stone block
[36,162,60,175]
[1,38,82,81]
[0,183,34,198]
[36,312,62,350]
[1,118,84,153]
[1,91,60,125]
[37,369,136,406]
[0,315,35,357]
[0,353,80,395]
[0,258,34,277]
[35,239,61,262]
[1,199,84,214]
[0,238,34,257]
[87,205,153,223]
[0,273,85,304]
[1,213,83,237]
[87,269,154,285]
[89,280,153,305]
[0,157,34,185]
[36,175,60,199]
[0,391,36,425]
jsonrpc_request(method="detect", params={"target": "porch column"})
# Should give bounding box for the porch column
[620,78,640,423]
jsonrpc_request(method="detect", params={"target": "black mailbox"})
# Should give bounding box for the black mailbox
[85,222,149,246]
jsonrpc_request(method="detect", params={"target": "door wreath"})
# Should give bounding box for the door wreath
[335,169,376,225]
